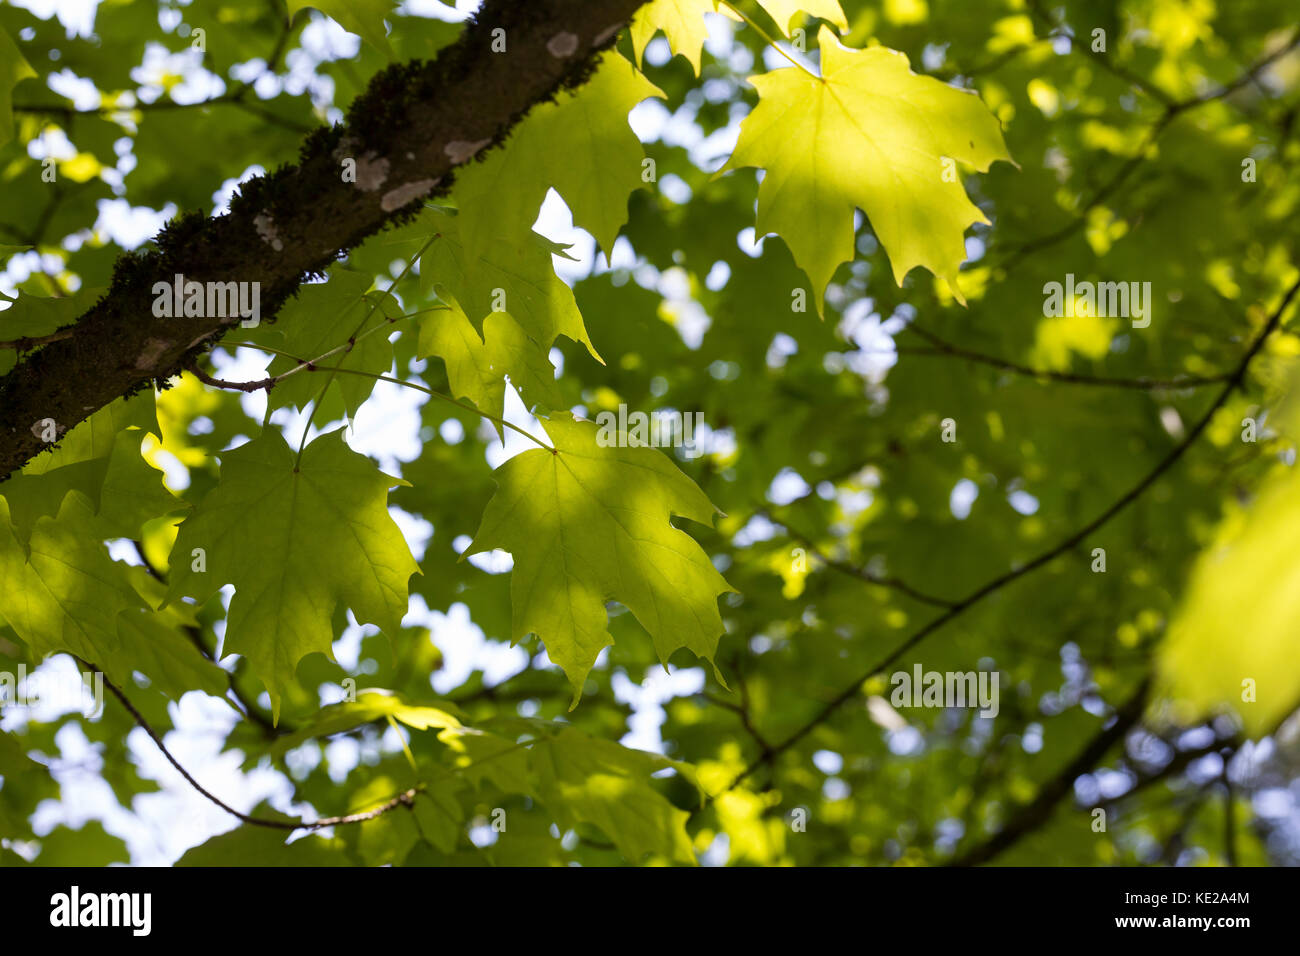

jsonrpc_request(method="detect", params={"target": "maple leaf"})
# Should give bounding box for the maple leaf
[0,492,143,675]
[416,294,563,427]
[632,0,847,74]
[419,208,600,360]
[166,429,419,721]
[723,25,1013,311]
[451,51,663,257]
[467,413,733,703]
[262,269,392,420]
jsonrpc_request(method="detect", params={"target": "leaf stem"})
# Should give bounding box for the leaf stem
[718,0,820,80]
[226,340,556,452]
[312,363,557,453]
[295,235,441,463]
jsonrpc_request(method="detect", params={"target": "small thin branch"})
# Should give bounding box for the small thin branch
[719,0,819,80]
[705,273,1300,801]
[0,328,76,351]
[82,658,326,830]
[899,322,1231,391]
[185,361,275,393]
[84,655,546,834]
[772,515,959,609]
[997,24,1300,273]
[948,677,1152,866]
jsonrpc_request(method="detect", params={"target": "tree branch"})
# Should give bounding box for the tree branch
[948,677,1152,866]
[0,0,650,480]
[899,322,1231,391]
[713,273,1300,796]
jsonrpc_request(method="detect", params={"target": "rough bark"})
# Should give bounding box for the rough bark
[0,0,650,479]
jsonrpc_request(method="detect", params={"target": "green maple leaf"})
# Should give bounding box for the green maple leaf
[467,413,733,703]
[272,690,462,757]
[416,294,562,429]
[722,26,1012,311]
[631,1,845,74]
[751,0,847,34]
[0,492,143,675]
[2,426,179,544]
[22,390,158,477]
[438,723,701,863]
[410,779,466,855]
[0,26,35,151]
[115,568,229,702]
[166,430,419,721]
[178,804,355,865]
[285,0,396,57]
[451,52,663,257]
[419,208,600,360]
[534,727,699,864]
[1158,459,1300,736]
[630,1,720,76]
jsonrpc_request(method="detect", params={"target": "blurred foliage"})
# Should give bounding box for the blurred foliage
[1,0,1299,867]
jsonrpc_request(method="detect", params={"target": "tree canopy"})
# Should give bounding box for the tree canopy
[1,0,1299,867]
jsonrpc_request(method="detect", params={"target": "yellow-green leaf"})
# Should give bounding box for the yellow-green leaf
[719,0,849,35]
[416,295,562,429]
[166,430,419,721]
[272,690,462,756]
[1158,461,1300,736]
[0,26,35,151]
[722,26,1012,311]
[0,492,142,674]
[630,0,718,76]
[467,413,733,703]
[452,52,663,257]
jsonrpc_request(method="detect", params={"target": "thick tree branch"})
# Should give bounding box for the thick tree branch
[0,0,649,480]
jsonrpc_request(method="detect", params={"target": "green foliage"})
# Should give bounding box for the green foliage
[166,430,419,721]
[724,26,1013,308]
[1,0,1299,868]
[467,413,732,703]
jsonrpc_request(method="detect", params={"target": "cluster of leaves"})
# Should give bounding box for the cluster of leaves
[1,0,1299,866]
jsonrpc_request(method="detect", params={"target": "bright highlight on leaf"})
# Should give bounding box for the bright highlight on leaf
[0,492,143,675]
[723,26,1012,312]
[451,52,663,257]
[1158,461,1300,736]
[632,0,847,74]
[467,413,733,704]
[416,294,562,427]
[719,0,849,35]
[166,429,419,721]
[0,26,36,151]
[272,690,462,757]
[630,0,720,76]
